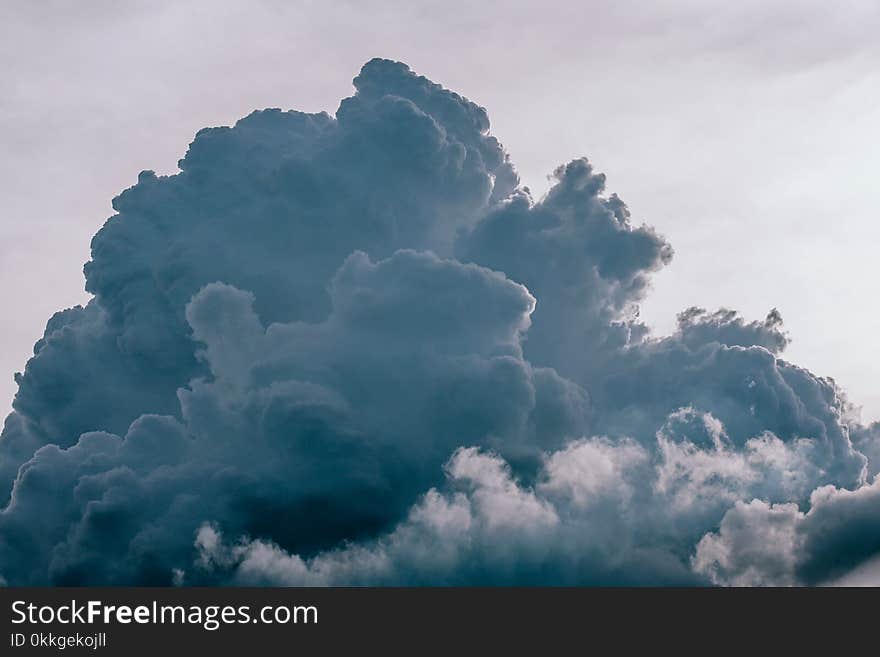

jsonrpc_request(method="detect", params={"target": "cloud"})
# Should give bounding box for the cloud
[694,476,880,586]
[692,499,803,586]
[851,422,880,479]
[1,58,877,585]
[193,446,692,586]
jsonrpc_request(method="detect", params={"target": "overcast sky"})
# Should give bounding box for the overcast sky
[1,0,878,420]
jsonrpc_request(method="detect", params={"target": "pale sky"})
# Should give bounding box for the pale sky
[1,0,878,420]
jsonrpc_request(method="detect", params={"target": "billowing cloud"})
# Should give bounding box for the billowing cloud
[693,476,880,586]
[0,59,876,585]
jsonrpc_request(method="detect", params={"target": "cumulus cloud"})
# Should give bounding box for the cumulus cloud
[0,58,877,585]
[693,477,880,586]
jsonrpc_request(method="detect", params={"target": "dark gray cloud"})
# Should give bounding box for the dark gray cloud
[0,59,877,585]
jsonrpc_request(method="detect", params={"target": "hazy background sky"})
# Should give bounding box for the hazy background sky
[1,0,878,420]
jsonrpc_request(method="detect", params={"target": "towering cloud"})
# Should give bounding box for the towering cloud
[0,60,875,585]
